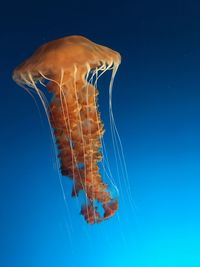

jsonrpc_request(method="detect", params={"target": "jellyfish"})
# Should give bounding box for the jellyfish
[12,35,121,224]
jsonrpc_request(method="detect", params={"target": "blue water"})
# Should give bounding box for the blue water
[1,1,200,266]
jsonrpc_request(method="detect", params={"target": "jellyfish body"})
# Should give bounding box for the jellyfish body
[13,36,121,224]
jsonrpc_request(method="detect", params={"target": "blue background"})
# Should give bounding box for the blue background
[1,1,200,266]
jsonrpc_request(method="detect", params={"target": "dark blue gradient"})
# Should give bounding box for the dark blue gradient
[1,1,200,266]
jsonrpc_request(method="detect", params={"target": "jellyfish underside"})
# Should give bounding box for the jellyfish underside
[13,36,121,224]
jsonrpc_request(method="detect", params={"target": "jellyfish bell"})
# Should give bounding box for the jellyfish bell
[12,35,121,86]
[13,35,121,224]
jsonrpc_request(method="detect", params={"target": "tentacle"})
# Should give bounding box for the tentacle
[47,69,118,224]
